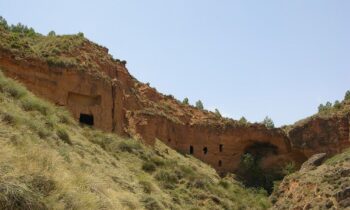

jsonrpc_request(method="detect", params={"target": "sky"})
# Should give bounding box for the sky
[0,0,349,126]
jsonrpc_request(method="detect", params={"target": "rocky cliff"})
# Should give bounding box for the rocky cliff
[0,20,349,178]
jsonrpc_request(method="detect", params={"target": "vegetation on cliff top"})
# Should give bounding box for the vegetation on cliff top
[0,70,271,209]
[0,16,124,80]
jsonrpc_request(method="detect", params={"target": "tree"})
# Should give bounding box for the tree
[318,101,332,113]
[325,101,332,109]
[334,100,341,109]
[10,23,36,36]
[77,32,84,37]
[239,116,248,124]
[182,97,189,105]
[345,90,350,101]
[214,109,221,117]
[195,100,204,110]
[263,116,274,129]
[318,104,325,112]
[0,16,8,29]
[48,30,56,36]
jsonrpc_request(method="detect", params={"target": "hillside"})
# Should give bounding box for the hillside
[0,71,271,209]
[0,17,297,182]
[271,149,350,209]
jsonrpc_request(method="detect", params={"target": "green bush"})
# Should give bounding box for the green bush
[56,128,72,145]
[0,77,27,99]
[21,97,49,115]
[46,57,76,68]
[142,161,156,173]
[282,162,296,176]
[155,170,179,189]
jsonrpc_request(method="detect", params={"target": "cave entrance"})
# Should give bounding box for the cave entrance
[79,113,94,126]
[237,142,284,194]
[189,145,194,154]
[244,142,278,159]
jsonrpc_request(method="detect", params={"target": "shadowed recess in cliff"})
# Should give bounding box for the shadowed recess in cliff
[237,142,287,194]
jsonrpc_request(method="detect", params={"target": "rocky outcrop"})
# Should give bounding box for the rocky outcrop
[271,150,350,209]
[288,108,350,160]
[300,153,327,172]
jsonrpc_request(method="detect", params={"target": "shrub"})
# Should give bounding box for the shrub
[155,170,179,189]
[118,140,142,153]
[56,128,72,145]
[0,181,47,210]
[195,100,204,110]
[218,180,230,189]
[182,98,189,105]
[262,116,274,129]
[1,113,16,125]
[142,161,156,173]
[139,180,154,193]
[282,162,296,176]
[141,196,163,210]
[21,97,49,115]
[46,57,76,68]
[0,78,27,99]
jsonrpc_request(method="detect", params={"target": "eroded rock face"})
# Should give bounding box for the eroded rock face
[1,36,350,175]
[288,114,350,159]
[0,48,298,174]
[271,151,350,209]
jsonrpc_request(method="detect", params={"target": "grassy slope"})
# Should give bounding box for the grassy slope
[0,70,270,209]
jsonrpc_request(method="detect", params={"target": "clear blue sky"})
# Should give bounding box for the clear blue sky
[1,0,349,126]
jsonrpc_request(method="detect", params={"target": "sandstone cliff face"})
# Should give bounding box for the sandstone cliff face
[0,42,297,174]
[288,104,350,159]
[2,26,350,175]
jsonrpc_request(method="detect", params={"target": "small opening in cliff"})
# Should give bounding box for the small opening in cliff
[79,114,94,126]
[190,145,194,154]
[218,160,222,167]
[219,144,223,152]
[203,147,208,155]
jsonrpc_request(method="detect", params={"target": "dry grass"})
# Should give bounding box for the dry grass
[0,70,271,209]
